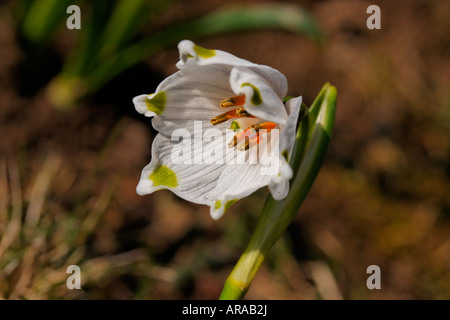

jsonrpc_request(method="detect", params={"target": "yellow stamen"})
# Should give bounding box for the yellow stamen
[235,107,252,117]
[220,95,246,108]
[251,122,277,131]
[228,135,239,148]
[229,122,277,151]
[210,107,255,125]
[210,111,233,125]
[237,138,251,151]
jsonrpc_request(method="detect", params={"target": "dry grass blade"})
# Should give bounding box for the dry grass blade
[76,178,117,245]
[0,154,64,299]
[81,249,149,284]
[308,261,343,300]
[0,160,8,233]
[24,154,62,236]
[0,160,22,258]
[9,238,45,299]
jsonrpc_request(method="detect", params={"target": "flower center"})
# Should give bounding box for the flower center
[210,95,277,151]
[229,122,277,151]
[209,107,254,125]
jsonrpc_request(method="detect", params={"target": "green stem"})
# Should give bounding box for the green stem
[219,84,337,300]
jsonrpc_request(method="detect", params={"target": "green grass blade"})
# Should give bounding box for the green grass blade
[20,0,72,45]
[85,3,323,93]
[183,4,323,41]
[11,0,34,27]
[97,0,150,59]
[64,1,115,76]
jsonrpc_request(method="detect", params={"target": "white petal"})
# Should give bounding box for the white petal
[177,40,253,69]
[230,66,288,124]
[177,40,287,98]
[280,96,302,159]
[137,133,225,205]
[208,161,274,220]
[138,129,288,219]
[134,64,237,135]
[133,93,165,118]
[267,96,302,200]
[251,66,288,101]
[209,195,238,220]
[268,156,293,198]
[269,179,289,200]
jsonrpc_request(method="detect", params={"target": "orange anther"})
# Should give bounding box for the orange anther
[228,122,276,151]
[220,95,246,108]
[210,107,255,125]
[251,122,277,131]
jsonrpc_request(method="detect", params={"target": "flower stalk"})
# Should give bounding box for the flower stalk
[219,83,337,300]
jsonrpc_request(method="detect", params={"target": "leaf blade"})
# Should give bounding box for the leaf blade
[86,3,324,92]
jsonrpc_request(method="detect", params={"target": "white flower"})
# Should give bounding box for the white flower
[133,40,302,220]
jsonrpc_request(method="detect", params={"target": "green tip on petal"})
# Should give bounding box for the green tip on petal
[281,150,289,162]
[215,200,222,210]
[230,121,240,131]
[224,199,238,212]
[193,45,216,59]
[241,83,262,105]
[145,91,166,115]
[149,165,178,188]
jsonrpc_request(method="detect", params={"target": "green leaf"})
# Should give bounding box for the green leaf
[58,0,172,82]
[64,1,115,76]
[150,3,323,42]
[48,3,323,108]
[20,0,72,45]
[85,3,324,93]
[97,0,150,59]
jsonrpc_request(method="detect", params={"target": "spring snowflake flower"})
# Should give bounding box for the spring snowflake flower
[133,40,302,219]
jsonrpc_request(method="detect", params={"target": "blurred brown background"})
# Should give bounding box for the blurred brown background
[0,0,449,299]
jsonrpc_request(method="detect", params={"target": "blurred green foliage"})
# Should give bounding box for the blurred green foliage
[13,0,322,109]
